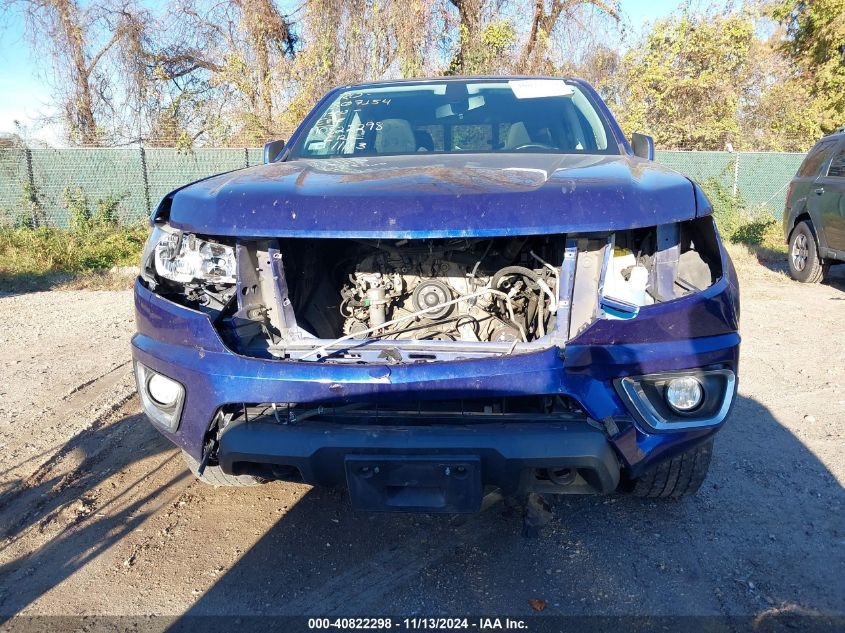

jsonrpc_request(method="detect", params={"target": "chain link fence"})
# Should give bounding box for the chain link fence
[656,150,806,214]
[0,147,805,228]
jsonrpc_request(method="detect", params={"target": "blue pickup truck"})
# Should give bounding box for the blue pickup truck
[132,77,740,513]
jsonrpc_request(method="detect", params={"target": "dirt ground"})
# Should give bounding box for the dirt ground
[0,251,843,627]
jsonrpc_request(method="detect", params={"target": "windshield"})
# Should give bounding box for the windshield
[290,79,618,159]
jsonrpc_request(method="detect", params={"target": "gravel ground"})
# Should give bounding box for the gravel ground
[0,259,843,629]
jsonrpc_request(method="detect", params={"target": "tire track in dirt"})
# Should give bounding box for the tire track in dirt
[0,289,136,488]
[0,394,145,547]
[24,363,137,488]
[62,359,132,400]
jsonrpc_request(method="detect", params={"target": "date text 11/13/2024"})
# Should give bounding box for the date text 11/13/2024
[307,617,528,630]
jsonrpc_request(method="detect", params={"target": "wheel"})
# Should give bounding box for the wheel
[182,450,266,487]
[788,221,828,283]
[627,439,713,499]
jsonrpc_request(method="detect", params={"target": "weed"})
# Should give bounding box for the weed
[0,223,148,291]
[701,176,784,253]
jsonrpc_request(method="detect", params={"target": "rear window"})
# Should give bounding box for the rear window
[798,139,837,177]
[827,146,845,178]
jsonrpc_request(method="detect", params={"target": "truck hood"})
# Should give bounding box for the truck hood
[167,153,698,238]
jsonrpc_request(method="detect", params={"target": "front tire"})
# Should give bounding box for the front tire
[627,439,713,499]
[788,221,828,283]
[182,450,266,487]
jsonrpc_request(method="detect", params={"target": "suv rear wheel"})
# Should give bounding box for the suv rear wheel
[788,221,828,283]
[626,439,713,498]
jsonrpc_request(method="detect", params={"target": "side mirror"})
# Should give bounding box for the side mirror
[263,139,286,164]
[631,133,654,161]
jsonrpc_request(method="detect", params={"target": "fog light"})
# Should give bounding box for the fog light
[665,376,703,412]
[147,373,181,407]
[134,362,185,431]
[617,369,734,431]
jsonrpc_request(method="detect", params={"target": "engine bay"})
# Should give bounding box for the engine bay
[336,238,561,344]
[144,218,723,363]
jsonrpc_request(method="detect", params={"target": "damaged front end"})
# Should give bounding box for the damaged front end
[140,216,723,364]
[131,76,741,509]
[133,202,739,506]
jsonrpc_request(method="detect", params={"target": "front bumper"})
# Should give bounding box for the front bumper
[218,420,621,502]
[132,257,740,485]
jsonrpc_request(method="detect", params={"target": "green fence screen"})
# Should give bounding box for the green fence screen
[0,147,806,228]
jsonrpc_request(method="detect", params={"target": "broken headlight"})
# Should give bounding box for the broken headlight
[141,225,236,285]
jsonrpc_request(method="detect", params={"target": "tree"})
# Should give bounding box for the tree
[392,0,435,77]
[4,0,150,145]
[149,0,297,146]
[6,0,831,151]
[515,0,619,74]
[739,28,823,151]
[611,8,756,150]
[447,0,485,74]
[145,0,440,146]
[599,4,827,151]
[239,0,297,126]
[281,0,388,128]
[773,0,845,134]
[282,0,438,128]
[453,19,518,74]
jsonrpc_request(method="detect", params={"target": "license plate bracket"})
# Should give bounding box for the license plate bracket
[345,455,482,513]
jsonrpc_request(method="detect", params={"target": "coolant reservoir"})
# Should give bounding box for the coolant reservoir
[603,249,654,319]
[603,249,636,302]
[627,265,652,306]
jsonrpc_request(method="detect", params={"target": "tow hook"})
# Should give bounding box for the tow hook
[196,413,224,476]
[521,493,553,538]
[196,436,216,477]
[449,490,554,538]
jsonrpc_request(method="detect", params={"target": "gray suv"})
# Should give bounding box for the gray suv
[784,130,845,282]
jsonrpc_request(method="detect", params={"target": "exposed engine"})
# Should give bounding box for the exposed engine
[337,239,560,344]
[145,219,723,362]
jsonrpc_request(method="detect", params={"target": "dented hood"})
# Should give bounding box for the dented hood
[167,153,698,238]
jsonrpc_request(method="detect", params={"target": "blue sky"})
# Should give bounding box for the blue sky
[0,0,683,144]
[0,17,54,140]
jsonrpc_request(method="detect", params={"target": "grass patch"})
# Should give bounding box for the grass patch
[53,269,139,291]
[715,208,787,268]
[0,224,147,292]
[700,175,787,274]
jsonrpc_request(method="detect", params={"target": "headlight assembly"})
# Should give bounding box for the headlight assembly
[154,228,236,284]
[140,224,236,285]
